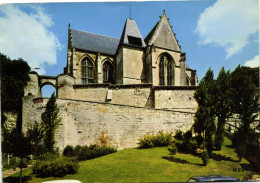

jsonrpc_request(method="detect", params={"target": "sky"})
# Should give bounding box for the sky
[0,0,259,97]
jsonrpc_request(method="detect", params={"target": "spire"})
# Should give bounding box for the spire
[144,10,181,51]
[119,19,146,47]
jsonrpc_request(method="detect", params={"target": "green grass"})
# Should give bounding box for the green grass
[4,138,256,183]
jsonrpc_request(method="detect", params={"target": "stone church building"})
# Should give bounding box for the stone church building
[66,10,197,87]
[23,11,198,150]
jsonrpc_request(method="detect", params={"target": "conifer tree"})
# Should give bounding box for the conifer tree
[214,67,232,150]
[194,68,216,156]
[41,93,61,153]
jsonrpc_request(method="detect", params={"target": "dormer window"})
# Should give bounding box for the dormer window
[127,36,142,46]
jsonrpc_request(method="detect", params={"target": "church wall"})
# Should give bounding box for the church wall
[22,97,195,150]
[154,89,197,112]
[122,47,144,84]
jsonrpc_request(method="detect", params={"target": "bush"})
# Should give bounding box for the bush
[33,157,79,177]
[76,145,117,161]
[184,130,192,141]
[38,152,59,161]
[174,130,184,141]
[201,150,209,166]
[168,145,177,155]
[63,145,75,157]
[138,131,174,148]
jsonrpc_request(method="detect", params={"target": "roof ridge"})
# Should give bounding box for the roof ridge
[70,28,119,40]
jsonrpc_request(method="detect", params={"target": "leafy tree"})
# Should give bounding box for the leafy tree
[27,121,44,159]
[214,67,232,150]
[194,68,216,156]
[230,65,259,161]
[1,53,30,132]
[2,129,32,183]
[41,93,61,153]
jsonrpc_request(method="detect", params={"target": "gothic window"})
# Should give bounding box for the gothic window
[159,57,165,86]
[103,61,113,83]
[81,58,94,84]
[159,54,174,86]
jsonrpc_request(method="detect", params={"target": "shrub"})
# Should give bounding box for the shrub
[63,145,75,157]
[76,145,117,161]
[168,145,177,155]
[201,151,209,166]
[3,157,19,170]
[33,157,79,177]
[38,152,59,161]
[138,131,174,148]
[183,130,192,141]
[174,130,184,141]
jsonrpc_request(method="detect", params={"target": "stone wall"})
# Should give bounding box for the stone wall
[22,97,195,150]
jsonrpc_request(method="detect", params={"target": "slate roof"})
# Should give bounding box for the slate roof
[119,19,146,47]
[70,29,120,56]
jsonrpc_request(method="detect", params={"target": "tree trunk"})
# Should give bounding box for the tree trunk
[20,157,23,183]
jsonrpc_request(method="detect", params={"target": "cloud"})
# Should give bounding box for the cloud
[196,0,258,59]
[0,4,62,74]
[244,55,260,68]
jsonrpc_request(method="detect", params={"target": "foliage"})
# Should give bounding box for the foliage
[41,93,61,153]
[168,145,177,155]
[2,129,33,182]
[1,53,31,113]
[27,121,44,159]
[33,156,79,177]
[194,68,216,155]
[214,67,232,150]
[3,157,19,170]
[201,150,209,166]
[138,131,174,148]
[76,145,117,161]
[38,152,60,161]
[174,130,184,141]
[17,158,29,168]
[195,135,203,148]
[230,65,259,161]
[174,130,198,154]
[63,145,75,157]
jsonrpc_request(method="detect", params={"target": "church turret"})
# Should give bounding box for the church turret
[180,53,187,86]
[115,19,146,84]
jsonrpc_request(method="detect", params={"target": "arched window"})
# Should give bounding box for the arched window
[159,54,174,86]
[81,58,94,84]
[103,61,113,83]
[159,57,165,86]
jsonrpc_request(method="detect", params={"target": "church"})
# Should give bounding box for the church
[65,10,198,87]
[23,11,199,150]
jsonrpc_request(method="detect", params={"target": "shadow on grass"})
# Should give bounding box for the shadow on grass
[162,156,202,166]
[3,175,32,183]
[240,163,260,173]
[211,153,238,162]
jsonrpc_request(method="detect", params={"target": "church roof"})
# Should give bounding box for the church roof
[144,11,181,52]
[119,19,146,48]
[70,28,120,55]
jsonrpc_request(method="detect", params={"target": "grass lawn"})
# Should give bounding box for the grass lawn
[4,138,257,182]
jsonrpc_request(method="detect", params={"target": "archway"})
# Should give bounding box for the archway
[41,83,56,98]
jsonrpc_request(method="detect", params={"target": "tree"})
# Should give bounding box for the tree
[26,121,44,159]
[194,68,216,156]
[1,53,30,132]
[2,130,32,183]
[230,65,259,161]
[214,67,232,150]
[41,93,61,153]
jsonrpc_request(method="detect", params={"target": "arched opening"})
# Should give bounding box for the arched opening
[103,61,113,83]
[159,53,174,86]
[41,84,56,98]
[81,57,94,84]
